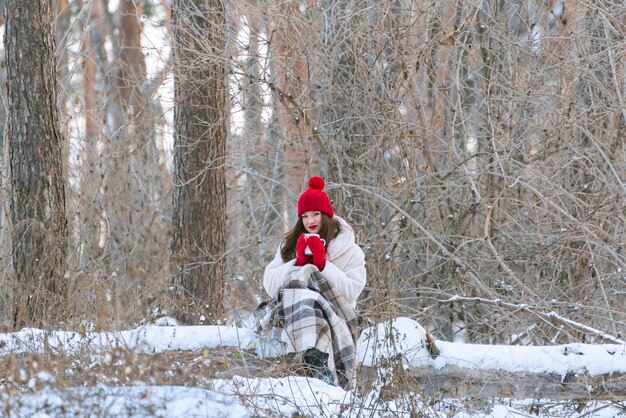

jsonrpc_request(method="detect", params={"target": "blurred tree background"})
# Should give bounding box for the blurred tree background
[0,0,623,345]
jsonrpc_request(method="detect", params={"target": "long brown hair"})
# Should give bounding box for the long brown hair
[281,214,340,262]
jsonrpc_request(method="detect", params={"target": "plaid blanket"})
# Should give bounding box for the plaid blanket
[254,265,361,388]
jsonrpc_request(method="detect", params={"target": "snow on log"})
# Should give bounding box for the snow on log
[358,317,626,400]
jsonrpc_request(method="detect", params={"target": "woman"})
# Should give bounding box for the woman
[260,176,366,387]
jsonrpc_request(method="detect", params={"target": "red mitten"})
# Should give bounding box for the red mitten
[295,235,311,266]
[307,236,326,271]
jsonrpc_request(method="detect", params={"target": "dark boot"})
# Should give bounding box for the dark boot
[303,348,335,385]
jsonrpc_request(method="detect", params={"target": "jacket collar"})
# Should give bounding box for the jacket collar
[327,216,355,260]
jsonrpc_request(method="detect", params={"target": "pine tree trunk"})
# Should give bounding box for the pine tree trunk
[171,0,227,324]
[103,0,169,285]
[78,0,107,264]
[5,0,68,329]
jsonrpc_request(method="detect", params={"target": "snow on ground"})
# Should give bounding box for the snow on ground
[2,376,622,417]
[0,317,624,417]
[1,385,249,418]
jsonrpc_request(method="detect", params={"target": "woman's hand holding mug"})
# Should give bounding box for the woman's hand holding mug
[304,234,326,271]
[302,233,326,255]
[295,235,311,266]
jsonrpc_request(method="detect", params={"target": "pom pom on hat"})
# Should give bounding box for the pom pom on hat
[298,176,334,218]
[308,176,325,190]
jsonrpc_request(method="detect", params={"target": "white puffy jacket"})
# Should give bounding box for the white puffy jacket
[263,216,366,307]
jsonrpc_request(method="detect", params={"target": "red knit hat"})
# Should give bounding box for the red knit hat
[298,176,334,218]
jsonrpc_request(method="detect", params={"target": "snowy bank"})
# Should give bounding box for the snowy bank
[0,323,259,356]
[1,317,624,379]
[1,385,249,417]
[0,318,624,417]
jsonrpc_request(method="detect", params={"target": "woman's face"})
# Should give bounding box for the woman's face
[301,211,322,234]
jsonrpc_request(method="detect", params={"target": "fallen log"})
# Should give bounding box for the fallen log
[358,363,626,401]
[356,317,626,400]
[180,349,626,401]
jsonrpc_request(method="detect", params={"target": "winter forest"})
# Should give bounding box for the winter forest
[0,0,624,416]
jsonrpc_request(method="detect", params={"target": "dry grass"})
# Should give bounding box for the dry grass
[0,347,296,392]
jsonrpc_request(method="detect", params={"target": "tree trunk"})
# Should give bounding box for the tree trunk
[80,0,107,260]
[104,0,170,285]
[101,0,147,282]
[265,0,312,221]
[5,0,68,329]
[171,0,227,324]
